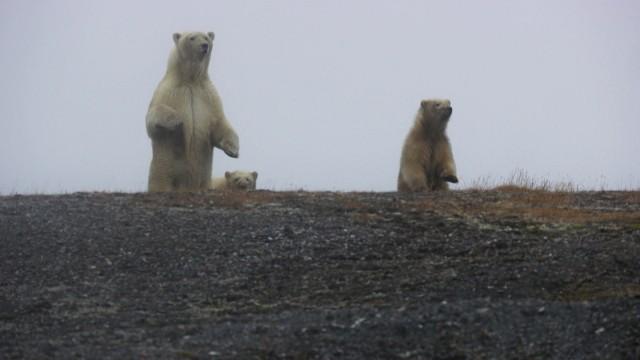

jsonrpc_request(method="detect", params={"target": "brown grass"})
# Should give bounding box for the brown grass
[409,190,640,225]
[452,170,640,224]
[133,187,640,226]
[623,192,640,204]
[469,169,578,192]
[558,283,640,301]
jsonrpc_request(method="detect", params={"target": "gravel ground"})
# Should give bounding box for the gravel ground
[1,190,639,359]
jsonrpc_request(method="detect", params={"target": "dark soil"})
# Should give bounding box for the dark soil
[1,190,639,359]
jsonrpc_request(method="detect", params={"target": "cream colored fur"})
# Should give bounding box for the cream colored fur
[146,31,239,192]
[210,171,258,190]
[397,99,458,192]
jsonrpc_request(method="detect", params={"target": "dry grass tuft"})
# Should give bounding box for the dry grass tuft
[558,283,640,301]
[624,192,640,204]
[407,189,640,225]
[468,169,578,192]
[133,184,640,227]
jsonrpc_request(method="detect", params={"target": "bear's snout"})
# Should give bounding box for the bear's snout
[444,107,452,117]
[200,43,209,53]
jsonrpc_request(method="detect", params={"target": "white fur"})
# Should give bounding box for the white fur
[398,99,457,192]
[146,31,239,192]
[210,171,258,191]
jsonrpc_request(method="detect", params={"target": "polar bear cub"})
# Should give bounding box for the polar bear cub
[146,31,239,192]
[397,99,458,192]
[210,171,258,191]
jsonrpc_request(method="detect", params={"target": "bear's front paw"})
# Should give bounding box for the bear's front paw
[442,174,459,183]
[148,104,183,132]
[219,138,239,158]
[157,117,183,132]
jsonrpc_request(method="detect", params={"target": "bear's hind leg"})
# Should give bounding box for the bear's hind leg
[398,170,429,192]
[430,179,450,191]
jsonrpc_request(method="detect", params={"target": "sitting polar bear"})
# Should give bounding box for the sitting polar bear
[146,31,239,192]
[210,171,258,191]
[397,99,458,192]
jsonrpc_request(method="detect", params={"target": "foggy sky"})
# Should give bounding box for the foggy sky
[1,0,639,194]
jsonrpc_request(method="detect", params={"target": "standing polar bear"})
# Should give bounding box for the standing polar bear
[397,99,458,192]
[146,31,239,192]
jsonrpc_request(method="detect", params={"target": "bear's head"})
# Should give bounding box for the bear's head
[172,31,215,61]
[419,99,452,131]
[225,171,258,190]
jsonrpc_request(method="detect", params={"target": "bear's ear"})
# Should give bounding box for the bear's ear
[208,32,215,41]
[173,33,181,45]
[251,172,258,180]
[420,100,429,109]
[225,171,231,179]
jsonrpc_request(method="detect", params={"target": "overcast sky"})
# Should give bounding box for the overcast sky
[1,0,639,194]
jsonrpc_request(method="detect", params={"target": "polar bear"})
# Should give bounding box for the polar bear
[397,99,458,192]
[146,31,239,192]
[210,171,258,190]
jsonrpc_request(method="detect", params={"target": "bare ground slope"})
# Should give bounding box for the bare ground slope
[1,190,639,359]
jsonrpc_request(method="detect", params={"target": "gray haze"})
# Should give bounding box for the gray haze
[1,0,639,193]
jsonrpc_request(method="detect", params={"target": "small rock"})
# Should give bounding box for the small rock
[351,317,366,328]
